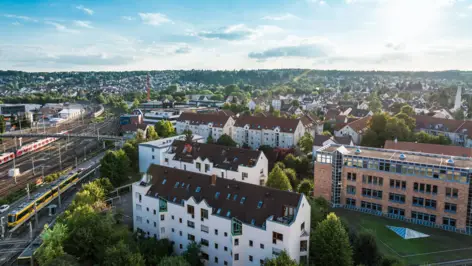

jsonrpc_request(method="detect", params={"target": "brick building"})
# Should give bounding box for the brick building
[313,144,472,234]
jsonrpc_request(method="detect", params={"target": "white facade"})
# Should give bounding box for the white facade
[132,180,311,266]
[143,110,182,125]
[58,108,83,120]
[162,149,268,186]
[271,99,281,111]
[175,117,234,142]
[139,135,204,173]
[247,100,257,111]
[233,122,305,150]
[334,125,362,145]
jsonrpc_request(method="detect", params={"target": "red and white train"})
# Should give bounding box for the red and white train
[0,131,69,165]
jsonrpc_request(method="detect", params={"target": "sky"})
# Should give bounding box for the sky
[1,0,472,72]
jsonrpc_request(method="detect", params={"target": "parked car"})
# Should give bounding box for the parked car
[0,204,10,213]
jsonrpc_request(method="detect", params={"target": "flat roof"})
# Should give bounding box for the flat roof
[319,144,472,169]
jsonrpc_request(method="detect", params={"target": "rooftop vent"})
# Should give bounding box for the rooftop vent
[447,157,454,165]
[355,148,362,154]
[399,153,406,160]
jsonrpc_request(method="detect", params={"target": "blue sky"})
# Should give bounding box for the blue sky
[1,0,472,71]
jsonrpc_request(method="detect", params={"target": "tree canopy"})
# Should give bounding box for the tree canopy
[266,165,292,191]
[216,134,237,147]
[100,150,131,187]
[155,120,175,138]
[298,132,314,154]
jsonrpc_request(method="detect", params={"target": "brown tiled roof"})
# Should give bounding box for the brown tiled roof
[334,135,352,145]
[234,116,301,133]
[169,140,262,171]
[177,112,231,128]
[414,115,464,132]
[384,140,472,157]
[325,109,340,120]
[346,116,371,133]
[145,165,302,227]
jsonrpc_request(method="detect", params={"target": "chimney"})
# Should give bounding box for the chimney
[211,174,217,186]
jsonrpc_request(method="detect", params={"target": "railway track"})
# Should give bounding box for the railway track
[0,118,118,197]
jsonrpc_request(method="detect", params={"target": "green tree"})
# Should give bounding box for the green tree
[322,131,332,137]
[123,142,139,171]
[298,132,314,154]
[103,240,145,266]
[385,117,411,141]
[400,104,414,116]
[353,231,381,266]
[266,165,292,191]
[207,134,214,144]
[311,213,353,266]
[210,94,224,101]
[146,125,159,140]
[394,112,415,131]
[272,110,281,117]
[224,84,240,96]
[69,181,106,211]
[183,242,203,266]
[183,130,193,143]
[158,256,190,266]
[368,94,382,113]
[284,168,298,188]
[298,179,314,196]
[453,109,465,120]
[36,223,69,266]
[100,149,131,187]
[216,134,237,147]
[155,120,175,138]
[264,250,299,266]
[138,237,173,266]
[0,115,5,133]
[43,254,80,266]
[292,99,300,107]
[131,98,140,110]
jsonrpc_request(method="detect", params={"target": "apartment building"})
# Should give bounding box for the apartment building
[139,135,205,173]
[333,116,370,145]
[175,112,235,142]
[132,165,311,266]
[414,115,472,147]
[314,144,472,234]
[233,116,305,150]
[161,140,269,185]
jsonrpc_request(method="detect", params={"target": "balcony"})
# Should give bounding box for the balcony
[272,247,282,256]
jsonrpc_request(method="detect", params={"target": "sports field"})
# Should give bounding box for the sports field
[334,208,472,265]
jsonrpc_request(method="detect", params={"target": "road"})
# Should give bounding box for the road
[0,152,106,231]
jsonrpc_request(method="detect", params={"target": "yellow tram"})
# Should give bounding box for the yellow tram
[7,171,80,228]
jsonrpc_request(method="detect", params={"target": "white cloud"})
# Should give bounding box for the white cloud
[12,22,21,26]
[469,4,472,9]
[45,22,79,34]
[74,20,93,29]
[138,13,172,26]
[121,16,135,21]
[76,5,94,15]
[307,0,327,6]
[4,14,37,22]
[193,24,283,42]
[261,13,299,21]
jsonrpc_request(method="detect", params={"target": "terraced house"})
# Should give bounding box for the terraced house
[133,165,311,266]
[175,112,235,142]
[314,144,472,234]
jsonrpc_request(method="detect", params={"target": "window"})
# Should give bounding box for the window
[160,214,165,221]
[414,182,438,194]
[389,193,405,203]
[445,203,457,213]
[249,240,253,247]
[179,218,182,223]
[390,179,406,189]
[360,201,382,212]
[174,182,180,188]
[196,162,201,171]
[224,246,228,251]
[240,197,246,204]
[249,255,253,262]
[215,229,218,235]
[234,254,239,261]
[347,172,356,181]
[346,185,356,195]
[446,187,459,198]
[411,211,436,223]
[234,239,239,246]
[201,225,209,233]
[136,204,142,211]
[224,261,228,266]
[300,240,308,252]
[187,205,195,215]
[187,221,195,228]
[443,217,456,227]
[205,164,210,172]
[257,201,263,208]
[260,243,264,249]
[153,209,157,215]
[154,222,157,227]
[272,232,283,244]
[215,257,218,263]
[425,199,437,209]
[179,231,182,236]
[301,222,305,231]
[215,243,219,249]
[180,244,183,249]
[136,216,142,223]
[188,234,195,241]
[201,252,209,260]
[195,186,201,192]
[165,158,169,163]
[346,198,356,206]
[201,238,209,246]
[201,208,208,219]
[172,215,175,220]
[152,155,155,160]
[215,192,220,199]
[362,188,382,199]
[242,172,248,180]
[388,206,405,216]
[362,175,383,186]
[161,227,165,234]
[224,232,228,237]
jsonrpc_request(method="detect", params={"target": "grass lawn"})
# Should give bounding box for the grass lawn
[334,208,472,265]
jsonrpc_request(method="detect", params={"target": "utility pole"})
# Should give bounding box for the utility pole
[41,165,45,182]
[75,157,78,169]
[14,137,17,149]
[26,183,30,200]
[34,202,39,228]
[2,142,4,153]
[29,221,33,240]
[84,146,86,161]
[1,217,5,239]
[58,187,62,208]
